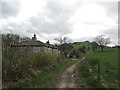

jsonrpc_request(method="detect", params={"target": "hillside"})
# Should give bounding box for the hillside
[72,41,92,49]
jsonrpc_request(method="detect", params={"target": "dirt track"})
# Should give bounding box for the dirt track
[56,58,88,88]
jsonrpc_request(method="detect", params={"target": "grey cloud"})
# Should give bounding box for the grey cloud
[1,1,118,45]
[1,2,74,41]
[103,26,118,45]
[73,36,94,42]
[1,22,30,38]
[0,1,20,18]
[28,2,73,35]
[46,2,71,20]
[99,2,118,22]
[73,26,118,45]
[118,2,120,45]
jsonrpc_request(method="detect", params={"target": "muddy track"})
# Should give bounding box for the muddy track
[56,58,88,88]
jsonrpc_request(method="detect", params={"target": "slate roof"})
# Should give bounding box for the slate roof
[10,40,58,49]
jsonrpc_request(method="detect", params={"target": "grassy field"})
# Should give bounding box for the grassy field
[72,41,91,49]
[6,59,74,88]
[78,47,118,88]
[94,47,118,88]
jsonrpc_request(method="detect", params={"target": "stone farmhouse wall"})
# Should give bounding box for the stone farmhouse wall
[10,40,60,57]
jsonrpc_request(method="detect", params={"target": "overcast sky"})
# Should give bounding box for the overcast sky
[0,0,119,46]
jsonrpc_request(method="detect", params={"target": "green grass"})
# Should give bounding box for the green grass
[78,47,118,88]
[7,59,74,88]
[72,41,91,49]
[94,47,118,88]
[94,47,118,69]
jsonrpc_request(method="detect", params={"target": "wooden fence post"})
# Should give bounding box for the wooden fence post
[98,62,101,80]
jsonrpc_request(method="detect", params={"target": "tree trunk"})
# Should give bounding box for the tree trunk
[101,46,104,52]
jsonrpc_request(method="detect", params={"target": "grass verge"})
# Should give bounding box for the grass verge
[78,48,118,88]
[6,59,74,88]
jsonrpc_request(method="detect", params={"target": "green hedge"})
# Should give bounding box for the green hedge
[3,52,61,82]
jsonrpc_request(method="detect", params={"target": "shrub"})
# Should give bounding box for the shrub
[33,53,60,70]
[85,51,99,68]
[3,52,61,82]
[2,33,62,83]
[78,63,90,77]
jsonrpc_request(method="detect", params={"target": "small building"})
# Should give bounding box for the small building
[10,34,60,57]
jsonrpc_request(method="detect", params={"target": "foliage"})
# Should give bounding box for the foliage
[85,51,99,67]
[2,33,61,83]
[95,35,111,52]
[72,41,92,49]
[78,63,103,87]
[7,60,74,88]
[91,42,99,51]
[3,51,61,82]
[58,43,73,53]
[78,47,118,88]
[54,35,72,45]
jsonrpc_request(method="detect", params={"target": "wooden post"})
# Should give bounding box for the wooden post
[98,62,101,80]
[106,62,109,72]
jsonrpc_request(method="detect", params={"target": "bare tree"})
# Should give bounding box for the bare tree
[54,35,73,54]
[20,37,31,42]
[95,35,111,52]
[54,35,72,45]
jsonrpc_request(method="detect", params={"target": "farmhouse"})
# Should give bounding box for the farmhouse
[10,34,60,56]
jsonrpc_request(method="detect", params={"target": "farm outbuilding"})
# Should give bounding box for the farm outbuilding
[10,34,60,57]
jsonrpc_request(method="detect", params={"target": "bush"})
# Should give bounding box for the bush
[3,52,61,82]
[78,63,90,77]
[78,62,103,88]
[33,53,60,69]
[77,51,102,87]
[85,51,99,68]
[2,33,61,83]
[86,76,103,87]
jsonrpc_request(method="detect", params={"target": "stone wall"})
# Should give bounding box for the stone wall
[43,46,60,54]
[10,41,60,56]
